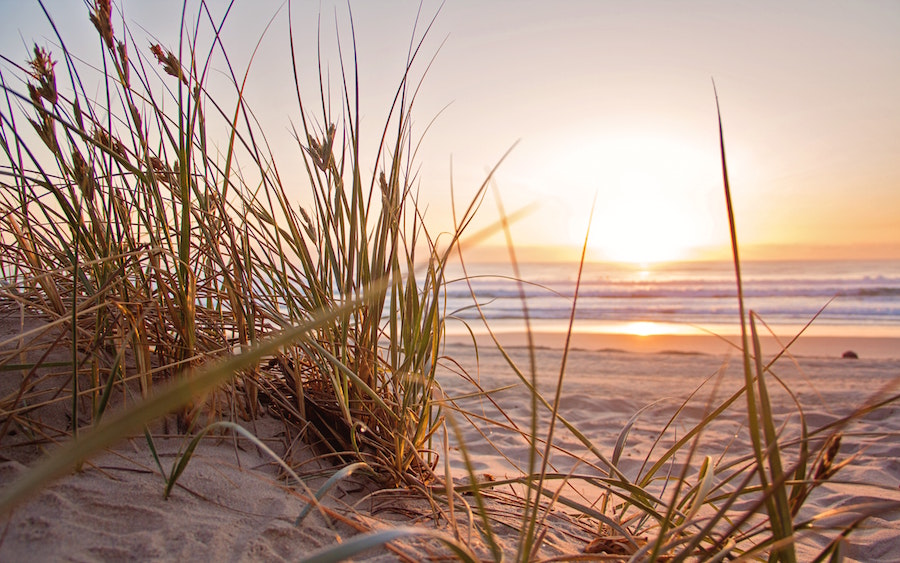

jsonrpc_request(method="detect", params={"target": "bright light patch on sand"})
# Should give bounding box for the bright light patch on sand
[576,321,703,337]
[622,321,668,337]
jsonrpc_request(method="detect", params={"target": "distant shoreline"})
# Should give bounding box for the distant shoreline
[444,329,900,360]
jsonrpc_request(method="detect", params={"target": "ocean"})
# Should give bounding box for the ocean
[441,259,900,339]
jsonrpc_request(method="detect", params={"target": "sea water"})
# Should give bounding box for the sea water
[441,259,900,338]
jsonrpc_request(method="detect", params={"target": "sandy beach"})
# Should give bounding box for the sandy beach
[2,0,899,559]
[2,328,898,561]
[447,328,900,360]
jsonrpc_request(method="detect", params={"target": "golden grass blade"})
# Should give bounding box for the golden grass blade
[683,455,716,524]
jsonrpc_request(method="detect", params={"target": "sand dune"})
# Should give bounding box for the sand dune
[2,337,899,561]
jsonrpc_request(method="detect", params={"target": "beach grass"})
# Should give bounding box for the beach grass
[0,0,481,487]
[1,2,899,561]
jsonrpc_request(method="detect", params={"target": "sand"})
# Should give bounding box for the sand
[438,339,900,560]
[1,327,899,561]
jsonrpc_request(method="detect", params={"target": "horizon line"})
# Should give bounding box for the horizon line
[454,243,900,264]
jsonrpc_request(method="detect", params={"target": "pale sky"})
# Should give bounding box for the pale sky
[3,1,898,262]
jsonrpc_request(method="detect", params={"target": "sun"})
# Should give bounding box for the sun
[587,169,706,264]
[542,133,725,265]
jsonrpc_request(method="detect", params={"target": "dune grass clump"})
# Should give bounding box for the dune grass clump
[1,0,270,444]
[0,0,485,494]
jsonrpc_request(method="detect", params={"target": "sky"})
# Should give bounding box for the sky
[2,0,898,263]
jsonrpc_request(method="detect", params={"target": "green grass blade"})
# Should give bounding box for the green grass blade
[750,316,796,563]
[143,428,166,478]
[294,461,371,526]
[445,414,504,562]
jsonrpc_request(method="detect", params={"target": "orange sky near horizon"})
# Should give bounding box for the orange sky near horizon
[2,1,897,263]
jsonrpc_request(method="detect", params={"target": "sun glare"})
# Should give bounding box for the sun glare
[622,321,664,337]
[537,132,724,264]
[588,168,706,264]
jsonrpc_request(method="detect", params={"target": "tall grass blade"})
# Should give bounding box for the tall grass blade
[715,81,797,563]
[294,461,371,526]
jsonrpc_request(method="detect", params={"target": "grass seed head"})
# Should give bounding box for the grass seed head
[127,102,142,132]
[116,40,130,84]
[815,432,843,481]
[27,45,57,106]
[72,150,96,201]
[89,0,115,50]
[150,44,189,87]
[149,156,172,185]
[92,127,129,162]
